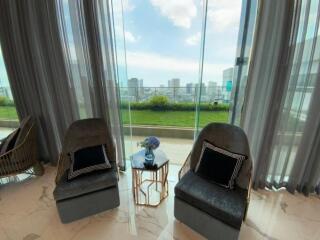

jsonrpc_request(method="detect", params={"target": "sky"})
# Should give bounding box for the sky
[120,0,242,87]
[0,0,243,88]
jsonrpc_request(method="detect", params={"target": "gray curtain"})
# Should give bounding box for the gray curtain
[0,0,79,163]
[240,0,320,195]
[288,40,320,195]
[0,0,126,169]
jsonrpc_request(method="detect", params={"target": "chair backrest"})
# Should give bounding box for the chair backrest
[190,123,252,190]
[15,115,33,147]
[55,118,116,183]
[61,118,115,162]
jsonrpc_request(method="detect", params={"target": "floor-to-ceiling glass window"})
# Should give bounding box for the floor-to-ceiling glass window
[0,45,19,139]
[120,0,205,164]
[229,0,258,125]
[118,0,257,165]
[196,0,258,133]
[112,0,132,167]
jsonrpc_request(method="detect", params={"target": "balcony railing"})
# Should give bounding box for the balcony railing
[119,86,232,103]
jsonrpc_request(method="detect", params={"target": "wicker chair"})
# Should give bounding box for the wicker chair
[0,118,44,177]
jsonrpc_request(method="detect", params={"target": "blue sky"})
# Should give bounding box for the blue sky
[0,0,242,88]
[121,0,242,87]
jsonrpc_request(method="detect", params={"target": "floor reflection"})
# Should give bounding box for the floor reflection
[0,163,319,240]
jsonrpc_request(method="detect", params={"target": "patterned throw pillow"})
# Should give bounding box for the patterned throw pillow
[195,141,246,189]
[68,145,111,180]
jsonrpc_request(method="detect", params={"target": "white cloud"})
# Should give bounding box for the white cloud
[126,51,229,79]
[207,0,241,32]
[124,31,140,43]
[150,0,197,28]
[185,32,201,46]
[122,0,135,12]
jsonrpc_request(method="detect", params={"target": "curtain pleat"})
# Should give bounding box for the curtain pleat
[0,0,79,163]
[241,0,295,189]
[241,0,320,195]
[288,1,320,194]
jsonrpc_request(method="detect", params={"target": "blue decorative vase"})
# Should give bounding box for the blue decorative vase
[144,147,155,166]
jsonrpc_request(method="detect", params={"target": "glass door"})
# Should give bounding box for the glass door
[116,0,258,165]
[118,0,205,165]
[0,45,19,138]
[196,0,258,134]
[229,0,258,125]
[111,0,132,170]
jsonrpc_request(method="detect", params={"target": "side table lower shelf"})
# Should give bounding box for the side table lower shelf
[132,161,169,207]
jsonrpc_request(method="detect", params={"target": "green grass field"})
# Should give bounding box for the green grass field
[0,106,18,120]
[121,110,228,128]
[0,106,229,128]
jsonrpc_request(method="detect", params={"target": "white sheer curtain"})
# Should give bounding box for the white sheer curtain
[240,0,320,195]
[56,0,126,169]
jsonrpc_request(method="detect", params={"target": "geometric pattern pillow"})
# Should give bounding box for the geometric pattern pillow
[195,141,246,189]
[68,145,111,180]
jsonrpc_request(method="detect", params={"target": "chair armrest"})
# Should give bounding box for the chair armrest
[244,176,252,221]
[55,154,70,184]
[178,152,191,180]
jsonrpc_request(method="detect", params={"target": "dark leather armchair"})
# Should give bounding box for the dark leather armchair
[174,123,252,239]
[53,118,120,223]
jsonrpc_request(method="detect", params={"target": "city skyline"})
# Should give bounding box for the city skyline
[127,67,234,88]
[125,67,234,103]
[122,0,241,87]
[126,78,231,88]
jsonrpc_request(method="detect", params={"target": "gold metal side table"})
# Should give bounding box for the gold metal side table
[131,149,169,207]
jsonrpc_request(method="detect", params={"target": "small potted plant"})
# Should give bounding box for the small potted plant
[139,136,160,167]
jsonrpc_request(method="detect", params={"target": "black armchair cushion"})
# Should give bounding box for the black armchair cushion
[175,170,247,230]
[54,162,118,201]
[195,141,246,189]
[68,145,111,180]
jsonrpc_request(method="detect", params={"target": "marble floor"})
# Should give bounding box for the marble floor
[0,163,320,240]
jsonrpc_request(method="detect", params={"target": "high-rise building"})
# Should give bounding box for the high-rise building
[207,81,217,101]
[168,78,180,88]
[168,78,180,102]
[222,68,234,103]
[195,83,206,96]
[186,83,193,94]
[139,79,144,96]
[128,78,140,101]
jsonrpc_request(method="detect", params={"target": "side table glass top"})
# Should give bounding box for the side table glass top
[131,149,169,170]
